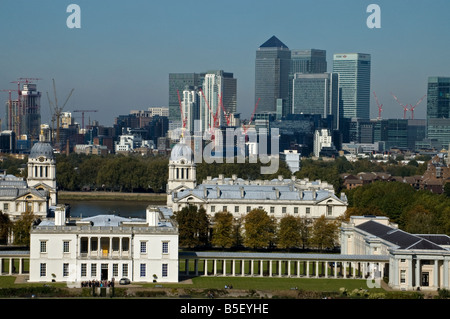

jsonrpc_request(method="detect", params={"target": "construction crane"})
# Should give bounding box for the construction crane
[47,79,74,145]
[409,94,427,120]
[391,92,409,119]
[218,93,231,126]
[243,98,260,134]
[373,91,383,119]
[177,89,187,131]
[73,109,98,129]
[10,80,27,136]
[0,89,15,130]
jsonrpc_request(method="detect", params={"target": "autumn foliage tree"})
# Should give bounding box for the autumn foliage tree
[243,208,276,249]
[211,211,234,249]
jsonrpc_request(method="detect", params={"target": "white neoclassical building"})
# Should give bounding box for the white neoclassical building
[341,215,450,291]
[0,140,57,227]
[29,206,179,284]
[166,141,348,220]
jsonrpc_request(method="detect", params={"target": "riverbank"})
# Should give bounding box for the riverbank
[58,191,167,203]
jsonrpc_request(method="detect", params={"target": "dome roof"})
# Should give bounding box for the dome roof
[170,142,193,162]
[29,142,54,159]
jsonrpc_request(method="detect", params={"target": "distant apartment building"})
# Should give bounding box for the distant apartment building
[5,83,41,139]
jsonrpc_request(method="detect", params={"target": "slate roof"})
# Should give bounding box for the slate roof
[356,220,446,251]
[0,187,47,199]
[174,184,343,203]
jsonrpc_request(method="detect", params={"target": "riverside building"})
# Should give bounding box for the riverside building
[166,141,348,219]
[29,206,179,284]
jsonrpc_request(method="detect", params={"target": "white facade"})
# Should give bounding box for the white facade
[313,128,333,157]
[340,216,450,291]
[167,141,348,220]
[29,206,179,284]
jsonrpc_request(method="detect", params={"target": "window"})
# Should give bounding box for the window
[63,263,69,277]
[113,264,118,277]
[81,264,87,277]
[222,206,227,212]
[91,264,97,277]
[327,206,332,216]
[162,242,169,254]
[140,241,147,254]
[162,264,168,277]
[306,207,311,214]
[211,206,215,213]
[140,264,146,277]
[294,207,298,214]
[282,207,287,214]
[400,270,406,284]
[40,263,46,277]
[401,259,406,263]
[63,241,70,253]
[246,206,251,213]
[40,241,47,253]
[234,206,239,213]
[122,264,128,278]
[3,203,8,212]
[270,207,275,214]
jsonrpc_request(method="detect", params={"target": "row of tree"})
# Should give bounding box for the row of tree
[345,181,450,235]
[172,206,340,251]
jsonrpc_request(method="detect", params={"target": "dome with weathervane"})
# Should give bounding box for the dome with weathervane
[170,141,193,163]
[29,142,55,160]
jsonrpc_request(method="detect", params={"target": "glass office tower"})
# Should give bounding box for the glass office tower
[427,76,450,120]
[254,36,291,113]
[168,73,203,121]
[292,73,340,129]
[426,76,450,147]
[291,49,327,74]
[332,53,371,120]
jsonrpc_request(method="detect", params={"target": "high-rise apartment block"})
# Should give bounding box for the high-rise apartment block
[333,53,371,120]
[5,83,41,139]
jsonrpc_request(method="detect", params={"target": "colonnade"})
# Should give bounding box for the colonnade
[179,253,387,280]
[0,257,28,275]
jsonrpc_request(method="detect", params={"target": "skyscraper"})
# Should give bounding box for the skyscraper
[292,72,340,129]
[5,83,41,139]
[291,49,327,74]
[332,53,371,120]
[254,36,291,114]
[288,49,327,113]
[168,73,203,121]
[426,76,450,147]
[427,76,450,120]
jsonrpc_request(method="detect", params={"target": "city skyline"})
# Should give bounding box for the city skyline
[0,0,449,127]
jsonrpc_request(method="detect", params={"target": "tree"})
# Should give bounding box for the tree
[0,211,11,244]
[277,215,303,250]
[310,215,339,251]
[243,208,276,249]
[211,211,234,249]
[403,204,438,234]
[173,205,209,248]
[13,212,36,246]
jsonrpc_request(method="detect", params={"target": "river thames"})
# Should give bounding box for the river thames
[64,200,150,219]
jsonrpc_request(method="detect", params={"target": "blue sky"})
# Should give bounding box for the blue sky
[0,0,449,126]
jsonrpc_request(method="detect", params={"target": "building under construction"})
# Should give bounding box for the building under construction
[5,82,41,140]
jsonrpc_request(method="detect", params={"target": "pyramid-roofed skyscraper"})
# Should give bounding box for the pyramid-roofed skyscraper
[254,36,291,114]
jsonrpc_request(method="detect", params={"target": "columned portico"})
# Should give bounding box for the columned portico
[179,252,389,282]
